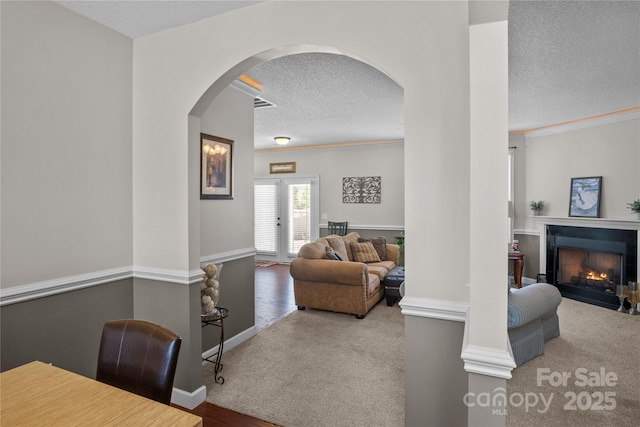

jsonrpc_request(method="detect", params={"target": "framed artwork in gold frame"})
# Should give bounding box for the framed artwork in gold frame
[201,133,233,199]
[269,162,296,174]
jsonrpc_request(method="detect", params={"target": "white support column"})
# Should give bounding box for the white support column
[464,15,515,426]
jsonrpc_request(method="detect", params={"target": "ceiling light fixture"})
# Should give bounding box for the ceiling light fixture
[274,136,291,146]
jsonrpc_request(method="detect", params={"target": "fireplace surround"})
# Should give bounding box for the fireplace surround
[534,217,639,310]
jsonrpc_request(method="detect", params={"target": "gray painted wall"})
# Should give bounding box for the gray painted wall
[405,316,468,427]
[201,257,255,352]
[0,280,133,377]
[467,373,507,426]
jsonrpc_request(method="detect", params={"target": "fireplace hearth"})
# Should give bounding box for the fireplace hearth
[544,223,638,310]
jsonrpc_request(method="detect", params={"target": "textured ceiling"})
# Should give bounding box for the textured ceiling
[509,0,640,131]
[245,53,404,148]
[55,1,640,149]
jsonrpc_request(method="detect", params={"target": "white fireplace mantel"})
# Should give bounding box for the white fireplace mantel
[532,216,640,276]
[532,216,640,231]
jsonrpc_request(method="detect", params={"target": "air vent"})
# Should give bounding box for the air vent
[254,96,276,109]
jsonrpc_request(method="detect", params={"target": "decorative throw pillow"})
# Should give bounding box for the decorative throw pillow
[349,241,381,263]
[325,246,343,261]
[358,237,387,261]
[325,236,349,261]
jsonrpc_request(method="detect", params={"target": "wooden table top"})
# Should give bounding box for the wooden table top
[0,361,202,427]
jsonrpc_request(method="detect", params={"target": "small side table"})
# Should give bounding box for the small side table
[509,252,524,289]
[201,307,229,384]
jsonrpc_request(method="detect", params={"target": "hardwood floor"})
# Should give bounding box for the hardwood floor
[173,402,280,427]
[176,263,294,426]
[254,263,297,330]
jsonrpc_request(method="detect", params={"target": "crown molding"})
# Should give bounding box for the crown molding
[254,139,404,154]
[509,106,640,138]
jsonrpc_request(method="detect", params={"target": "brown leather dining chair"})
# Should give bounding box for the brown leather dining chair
[96,319,181,405]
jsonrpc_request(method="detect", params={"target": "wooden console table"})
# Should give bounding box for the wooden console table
[509,252,524,288]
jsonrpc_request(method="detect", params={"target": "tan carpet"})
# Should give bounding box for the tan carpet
[507,297,640,426]
[205,296,638,426]
[204,303,405,427]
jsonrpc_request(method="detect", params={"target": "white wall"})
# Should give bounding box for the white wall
[1,0,133,288]
[255,143,404,229]
[513,117,640,232]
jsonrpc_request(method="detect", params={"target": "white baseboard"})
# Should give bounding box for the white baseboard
[171,385,207,410]
[202,325,257,363]
[171,326,258,410]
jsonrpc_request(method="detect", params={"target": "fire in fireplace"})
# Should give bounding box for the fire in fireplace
[546,225,637,310]
[557,247,622,294]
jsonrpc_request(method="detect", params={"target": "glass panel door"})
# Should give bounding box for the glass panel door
[255,177,318,263]
[254,180,278,257]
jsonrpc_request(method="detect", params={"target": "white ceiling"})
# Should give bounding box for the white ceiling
[55,1,640,150]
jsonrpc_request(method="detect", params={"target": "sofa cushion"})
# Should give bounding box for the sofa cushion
[508,283,562,329]
[342,232,361,261]
[367,265,389,281]
[298,239,329,259]
[325,236,349,261]
[367,260,395,272]
[358,236,387,260]
[349,241,381,263]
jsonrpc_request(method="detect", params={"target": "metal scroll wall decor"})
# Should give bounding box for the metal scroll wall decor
[342,176,381,204]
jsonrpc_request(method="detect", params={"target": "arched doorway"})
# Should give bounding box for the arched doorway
[189,46,404,418]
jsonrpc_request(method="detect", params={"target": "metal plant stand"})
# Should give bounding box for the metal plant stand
[201,307,229,384]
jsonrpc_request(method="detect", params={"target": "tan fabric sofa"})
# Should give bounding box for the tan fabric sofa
[290,232,399,318]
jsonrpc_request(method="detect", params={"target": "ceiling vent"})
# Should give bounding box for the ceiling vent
[254,96,276,109]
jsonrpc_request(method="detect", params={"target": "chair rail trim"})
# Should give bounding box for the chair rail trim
[0,247,256,306]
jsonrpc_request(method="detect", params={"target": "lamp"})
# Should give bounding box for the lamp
[274,136,290,146]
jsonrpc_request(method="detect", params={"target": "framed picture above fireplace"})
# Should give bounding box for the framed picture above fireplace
[569,176,602,218]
